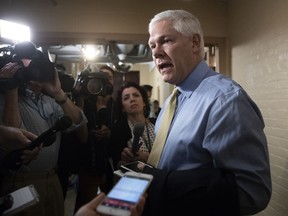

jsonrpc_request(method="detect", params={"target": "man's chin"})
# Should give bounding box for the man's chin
[162,75,175,84]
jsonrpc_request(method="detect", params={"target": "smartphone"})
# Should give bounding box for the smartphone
[120,161,153,173]
[96,171,153,216]
[2,184,39,216]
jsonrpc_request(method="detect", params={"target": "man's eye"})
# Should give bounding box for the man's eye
[163,39,171,44]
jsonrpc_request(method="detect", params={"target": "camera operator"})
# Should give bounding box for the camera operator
[0,41,88,216]
[72,65,115,213]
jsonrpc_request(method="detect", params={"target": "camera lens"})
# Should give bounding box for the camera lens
[86,78,104,95]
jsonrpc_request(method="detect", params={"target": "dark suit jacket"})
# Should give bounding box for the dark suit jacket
[142,167,240,216]
[110,118,132,169]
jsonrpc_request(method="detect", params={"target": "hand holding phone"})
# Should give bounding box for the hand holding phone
[75,192,146,216]
[96,171,153,216]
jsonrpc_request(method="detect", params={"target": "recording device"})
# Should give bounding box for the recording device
[120,160,152,174]
[1,185,39,216]
[131,123,145,154]
[0,195,13,215]
[96,171,153,216]
[55,64,75,93]
[58,72,75,93]
[74,69,113,97]
[1,116,72,170]
[0,41,55,92]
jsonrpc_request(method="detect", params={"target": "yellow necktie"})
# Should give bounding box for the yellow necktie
[148,88,179,167]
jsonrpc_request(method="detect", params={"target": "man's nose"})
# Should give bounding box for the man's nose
[152,45,164,59]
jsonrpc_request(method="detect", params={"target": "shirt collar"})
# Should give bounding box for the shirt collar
[177,60,215,98]
[25,88,43,100]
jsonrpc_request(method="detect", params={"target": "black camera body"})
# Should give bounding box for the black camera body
[0,41,55,92]
[75,70,112,97]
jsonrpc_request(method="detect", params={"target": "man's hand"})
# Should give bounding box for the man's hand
[0,62,21,79]
[41,70,64,98]
[21,146,42,164]
[0,126,37,152]
[0,126,42,163]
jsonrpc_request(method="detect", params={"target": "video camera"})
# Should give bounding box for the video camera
[74,69,113,97]
[0,41,55,91]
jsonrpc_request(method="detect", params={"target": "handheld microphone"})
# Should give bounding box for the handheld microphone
[27,115,72,149]
[1,116,72,170]
[131,123,145,155]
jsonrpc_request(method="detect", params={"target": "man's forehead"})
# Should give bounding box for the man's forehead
[149,23,179,42]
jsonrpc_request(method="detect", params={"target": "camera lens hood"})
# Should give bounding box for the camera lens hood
[13,41,37,60]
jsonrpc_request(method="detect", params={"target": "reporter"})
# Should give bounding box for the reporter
[110,82,155,169]
[72,66,115,212]
[75,192,146,216]
[0,41,88,216]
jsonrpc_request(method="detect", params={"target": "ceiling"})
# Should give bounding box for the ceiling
[43,41,153,73]
[0,0,231,74]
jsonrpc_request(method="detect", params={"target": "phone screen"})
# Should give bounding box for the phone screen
[120,161,142,173]
[97,173,152,216]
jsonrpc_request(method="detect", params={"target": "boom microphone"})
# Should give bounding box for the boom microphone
[1,116,72,170]
[131,123,145,154]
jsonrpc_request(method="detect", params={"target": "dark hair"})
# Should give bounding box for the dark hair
[115,82,150,120]
[141,84,153,92]
[99,65,115,74]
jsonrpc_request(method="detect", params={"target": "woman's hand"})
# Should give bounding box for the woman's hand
[121,147,135,164]
[134,151,149,163]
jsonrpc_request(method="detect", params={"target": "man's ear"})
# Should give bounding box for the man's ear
[192,34,201,49]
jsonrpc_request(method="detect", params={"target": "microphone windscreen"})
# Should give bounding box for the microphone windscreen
[133,123,145,137]
[53,116,72,131]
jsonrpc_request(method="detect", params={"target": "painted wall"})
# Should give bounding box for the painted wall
[229,0,288,215]
[0,0,228,42]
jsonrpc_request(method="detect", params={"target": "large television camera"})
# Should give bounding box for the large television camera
[0,41,55,91]
[75,69,113,97]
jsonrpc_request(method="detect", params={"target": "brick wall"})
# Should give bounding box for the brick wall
[229,1,288,215]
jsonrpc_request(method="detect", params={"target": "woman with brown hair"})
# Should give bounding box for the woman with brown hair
[110,82,155,169]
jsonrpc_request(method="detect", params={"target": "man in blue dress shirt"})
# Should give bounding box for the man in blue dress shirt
[141,9,271,216]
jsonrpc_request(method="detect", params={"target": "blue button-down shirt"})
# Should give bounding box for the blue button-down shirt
[155,60,271,214]
[0,89,87,172]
